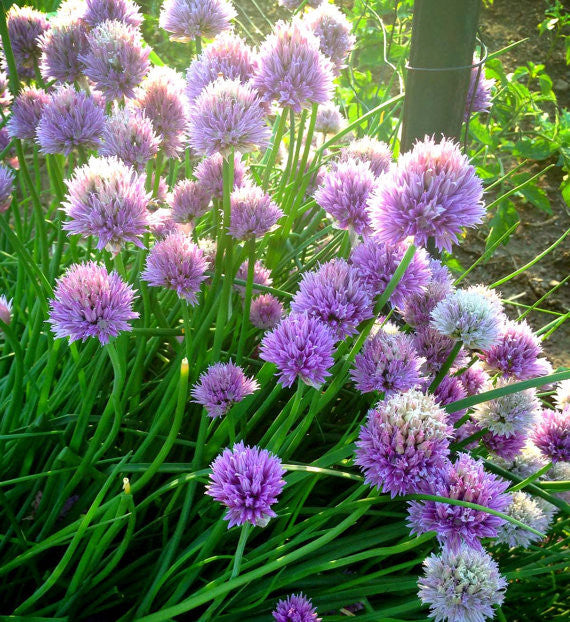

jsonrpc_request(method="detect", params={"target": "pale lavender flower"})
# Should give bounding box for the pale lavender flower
[0,71,12,110]
[457,364,489,397]
[555,379,570,409]
[100,107,160,171]
[497,491,549,548]
[492,440,549,481]
[207,441,285,528]
[252,19,334,113]
[532,407,570,463]
[6,5,49,81]
[186,31,256,102]
[351,328,424,396]
[191,361,259,418]
[0,164,15,212]
[147,208,179,239]
[431,288,501,350]
[356,389,451,497]
[250,294,283,329]
[368,136,485,252]
[63,155,149,251]
[48,261,138,344]
[142,232,208,303]
[304,3,355,75]
[160,0,236,42]
[350,238,431,307]
[36,85,105,155]
[170,179,211,224]
[0,295,13,325]
[291,259,373,340]
[273,593,321,622]
[483,431,527,461]
[82,20,150,101]
[408,453,511,549]
[194,151,247,199]
[234,259,272,297]
[465,65,495,121]
[229,183,282,240]
[473,383,539,438]
[413,327,468,377]
[84,0,143,27]
[418,545,507,622]
[339,137,392,177]
[134,67,189,158]
[55,0,87,22]
[314,102,344,135]
[314,159,376,235]
[188,77,269,156]
[38,19,88,84]
[260,312,335,388]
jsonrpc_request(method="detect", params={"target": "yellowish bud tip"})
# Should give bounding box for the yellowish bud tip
[123,477,131,494]
[181,357,189,374]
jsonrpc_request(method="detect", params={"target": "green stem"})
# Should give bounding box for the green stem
[236,239,256,364]
[262,112,288,191]
[231,523,251,579]
[508,462,552,493]
[429,341,463,393]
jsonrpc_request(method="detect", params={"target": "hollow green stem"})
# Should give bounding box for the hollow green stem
[236,239,256,364]
[231,523,251,579]
[429,341,463,393]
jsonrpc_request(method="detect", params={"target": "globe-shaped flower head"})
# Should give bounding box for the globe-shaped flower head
[48,262,138,345]
[188,78,270,157]
[408,453,511,549]
[84,0,143,27]
[0,165,15,213]
[273,593,321,622]
[413,327,467,376]
[260,313,335,388]
[250,294,284,330]
[368,136,485,252]
[229,184,283,240]
[252,19,334,113]
[194,152,247,199]
[38,19,88,84]
[160,0,236,42]
[291,259,373,340]
[338,137,392,177]
[465,65,495,121]
[186,32,257,103]
[355,389,451,497]
[7,87,50,140]
[147,208,179,239]
[81,20,150,101]
[314,160,376,236]
[207,442,285,528]
[63,156,149,252]
[36,86,105,155]
[314,102,345,135]
[6,5,50,80]
[234,260,272,298]
[418,545,507,622]
[0,295,13,325]
[170,179,211,224]
[496,491,550,548]
[142,232,208,304]
[532,407,570,463]
[191,362,259,418]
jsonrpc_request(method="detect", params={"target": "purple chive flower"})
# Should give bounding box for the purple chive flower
[351,328,424,396]
[100,107,160,171]
[457,364,489,397]
[38,19,88,84]
[314,159,376,235]
[413,327,468,377]
[63,156,149,252]
[430,288,502,350]
[48,262,138,345]
[194,151,247,199]
[234,259,272,298]
[170,179,211,224]
[434,375,467,419]
[350,238,431,307]
[273,593,321,622]
[400,258,454,327]
[191,361,259,418]
[339,137,392,177]
[279,0,324,10]
[0,164,15,212]
[497,491,550,548]
[147,208,179,239]
[291,259,373,340]
[408,453,511,549]
[465,65,494,121]
[473,383,540,438]
[555,379,570,409]
[0,295,13,325]
[188,78,269,157]
[0,71,13,110]
[368,136,485,252]
[483,431,528,461]
[134,66,189,158]
[6,5,50,81]
[481,319,547,380]
[260,312,335,388]
[142,232,208,303]
[314,102,345,135]
[250,294,284,329]
[252,19,334,113]
[356,389,451,497]
[186,32,257,103]
[418,545,507,622]
[228,184,283,240]
[84,0,143,27]
[303,3,355,75]
[206,442,285,528]
[36,86,105,156]
[82,20,150,101]
[493,440,549,480]
[160,0,236,42]
[532,407,570,463]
